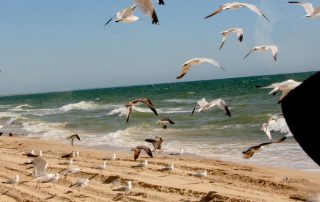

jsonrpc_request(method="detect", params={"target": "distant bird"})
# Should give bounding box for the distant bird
[132,160,148,168]
[288,1,320,18]
[103,153,117,161]
[219,28,244,50]
[59,158,73,166]
[159,163,174,172]
[113,181,132,195]
[158,117,175,129]
[177,58,225,79]
[33,173,59,189]
[145,136,163,151]
[204,2,270,22]
[105,4,140,26]
[192,98,231,117]
[32,157,48,178]
[131,145,153,160]
[95,161,107,170]
[170,149,184,156]
[243,45,279,61]
[191,170,207,183]
[61,151,75,159]
[2,175,20,188]
[67,134,81,147]
[24,150,42,158]
[134,0,160,24]
[242,142,272,159]
[69,178,89,188]
[61,167,81,178]
[125,98,158,123]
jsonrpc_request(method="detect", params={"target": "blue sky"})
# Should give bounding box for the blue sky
[0,0,319,95]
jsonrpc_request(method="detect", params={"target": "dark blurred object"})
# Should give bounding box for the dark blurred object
[281,71,320,166]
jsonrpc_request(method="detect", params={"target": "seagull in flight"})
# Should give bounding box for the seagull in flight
[288,1,320,18]
[243,45,279,61]
[105,4,140,26]
[125,98,158,123]
[242,142,272,159]
[192,98,231,117]
[145,136,163,151]
[219,28,244,50]
[204,2,270,22]
[177,58,225,79]
[158,117,175,129]
[131,145,153,160]
[67,134,81,147]
[134,0,161,24]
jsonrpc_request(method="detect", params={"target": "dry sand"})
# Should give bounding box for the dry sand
[0,136,320,202]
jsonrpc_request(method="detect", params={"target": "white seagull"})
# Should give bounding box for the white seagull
[33,173,59,189]
[160,163,174,172]
[103,153,117,161]
[204,2,270,22]
[133,159,148,169]
[70,178,89,188]
[113,181,132,195]
[260,79,302,102]
[192,98,231,117]
[219,28,244,50]
[1,175,20,188]
[95,161,107,170]
[177,58,225,79]
[134,0,160,24]
[288,1,320,18]
[192,170,208,183]
[244,45,279,61]
[105,4,140,26]
[170,149,184,156]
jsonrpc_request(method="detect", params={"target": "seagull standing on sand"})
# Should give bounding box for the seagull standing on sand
[24,150,42,158]
[288,1,320,18]
[145,136,163,151]
[113,181,132,195]
[192,170,207,183]
[219,28,244,50]
[1,175,20,188]
[192,98,231,117]
[61,167,81,179]
[125,98,158,123]
[103,153,117,161]
[243,45,279,61]
[134,0,160,24]
[61,151,76,159]
[69,178,89,189]
[105,4,140,26]
[204,2,270,22]
[177,58,225,79]
[158,117,175,129]
[33,173,59,189]
[133,159,148,169]
[131,145,153,160]
[95,161,107,171]
[67,134,81,147]
[159,163,174,172]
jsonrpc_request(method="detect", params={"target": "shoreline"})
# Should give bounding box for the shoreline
[1,136,320,201]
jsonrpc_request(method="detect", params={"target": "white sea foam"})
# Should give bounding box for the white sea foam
[10,104,33,112]
[163,99,195,104]
[23,121,71,140]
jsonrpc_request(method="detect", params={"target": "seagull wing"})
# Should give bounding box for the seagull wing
[161,117,175,124]
[261,123,273,141]
[288,1,315,16]
[120,4,138,18]
[126,106,132,123]
[235,29,244,42]
[240,3,270,21]
[145,139,157,150]
[75,134,81,141]
[197,98,208,107]
[158,0,165,5]
[32,157,47,178]
[176,60,194,79]
[219,34,227,50]
[210,99,231,117]
[268,45,279,61]
[105,15,115,27]
[204,6,224,19]
[133,148,141,160]
[199,58,225,71]
[134,0,159,24]
[137,145,153,158]
[243,48,256,59]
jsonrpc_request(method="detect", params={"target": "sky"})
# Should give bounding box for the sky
[0,0,319,95]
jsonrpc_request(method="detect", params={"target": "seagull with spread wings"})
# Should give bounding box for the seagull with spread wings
[243,45,279,61]
[219,28,244,50]
[131,145,153,160]
[288,1,320,18]
[191,98,231,117]
[176,58,225,79]
[105,4,140,26]
[125,98,158,123]
[145,136,163,151]
[204,2,270,21]
[67,134,81,147]
[158,117,175,129]
[134,0,161,24]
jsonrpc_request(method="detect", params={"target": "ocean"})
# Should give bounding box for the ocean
[0,71,318,171]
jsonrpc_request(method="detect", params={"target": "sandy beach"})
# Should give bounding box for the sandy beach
[0,136,319,202]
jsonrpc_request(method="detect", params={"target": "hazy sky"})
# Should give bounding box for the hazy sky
[0,0,319,95]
